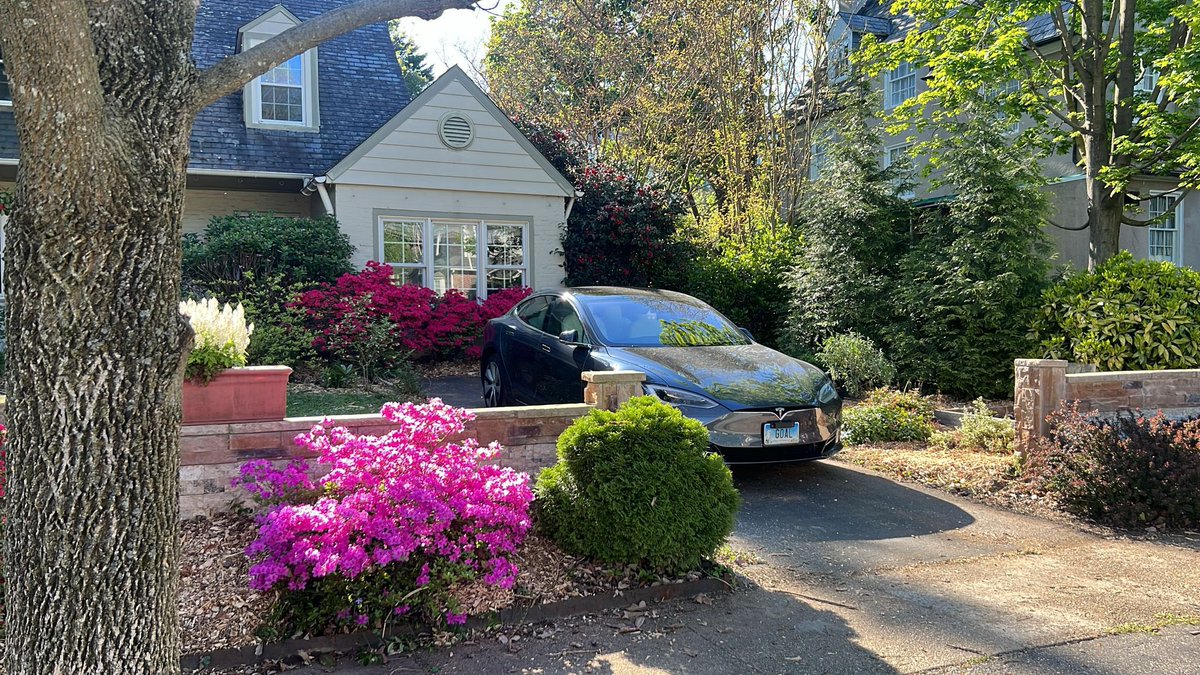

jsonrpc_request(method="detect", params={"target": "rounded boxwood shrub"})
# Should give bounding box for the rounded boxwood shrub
[1030,252,1200,371]
[535,396,740,571]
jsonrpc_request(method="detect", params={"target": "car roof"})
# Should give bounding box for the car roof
[563,286,703,303]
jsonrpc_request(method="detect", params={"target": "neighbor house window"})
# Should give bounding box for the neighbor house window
[885,62,916,109]
[883,143,913,169]
[809,143,826,180]
[379,217,527,299]
[0,48,11,105]
[1147,194,1181,264]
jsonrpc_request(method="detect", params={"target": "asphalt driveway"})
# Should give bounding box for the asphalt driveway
[292,461,1200,675]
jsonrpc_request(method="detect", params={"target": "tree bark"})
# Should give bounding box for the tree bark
[0,0,479,672]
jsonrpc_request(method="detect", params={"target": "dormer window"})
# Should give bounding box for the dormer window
[240,6,319,132]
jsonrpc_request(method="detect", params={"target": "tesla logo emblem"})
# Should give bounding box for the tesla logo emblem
[775,407,786,418]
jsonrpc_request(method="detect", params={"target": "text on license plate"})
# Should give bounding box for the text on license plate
[762,422,801,446]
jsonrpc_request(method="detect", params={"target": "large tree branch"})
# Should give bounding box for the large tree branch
[192,0,479,110]
[1121,188,1191,226]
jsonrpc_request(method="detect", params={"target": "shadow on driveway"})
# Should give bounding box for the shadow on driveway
[423,375,481,409]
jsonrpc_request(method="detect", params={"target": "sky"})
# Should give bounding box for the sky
[395,0,519,80]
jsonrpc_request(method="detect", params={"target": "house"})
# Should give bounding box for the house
[0,1,578,299]
[819,0,1197,270]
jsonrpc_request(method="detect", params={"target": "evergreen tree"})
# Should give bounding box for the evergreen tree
[389,22,434,94]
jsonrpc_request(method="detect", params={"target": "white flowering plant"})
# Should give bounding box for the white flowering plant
[180,298,255,383]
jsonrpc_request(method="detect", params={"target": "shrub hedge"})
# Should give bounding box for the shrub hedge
[535,397,740,571]
[842,388,935,444]
[183,214,354,288]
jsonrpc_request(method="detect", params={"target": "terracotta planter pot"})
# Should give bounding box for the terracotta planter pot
[182,366,292,425]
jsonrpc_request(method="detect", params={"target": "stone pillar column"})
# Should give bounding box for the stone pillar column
[582,371,646,411]
[1013,358,1068,455]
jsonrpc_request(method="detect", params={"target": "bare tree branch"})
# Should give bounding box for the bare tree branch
[1121,187,1191,226]
[1046,216,1091,231]
[193,0,480,110]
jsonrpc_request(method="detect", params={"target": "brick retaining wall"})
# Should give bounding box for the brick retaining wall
[181,404,592,517]
[1014,359,1200,453]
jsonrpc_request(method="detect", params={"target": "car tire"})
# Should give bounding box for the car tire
[482,356,508,407]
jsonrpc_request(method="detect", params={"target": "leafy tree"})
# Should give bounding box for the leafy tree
[859,0,1200,268]
[888,106,1053,398]
[389,22,434,94]
[0,1,479,671]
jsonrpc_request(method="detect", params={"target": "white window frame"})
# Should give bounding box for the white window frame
[377,216,529,299]
[885,62,916,110]
[241,35,319,131]
[0,48,11,107]
[1146,192,1182,265]
[809,143,826,181]
[883,142,913,169]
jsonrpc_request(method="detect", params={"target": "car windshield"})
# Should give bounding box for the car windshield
[576,294,750,348]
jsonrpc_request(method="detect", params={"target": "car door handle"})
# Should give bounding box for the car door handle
[540,343,552,353]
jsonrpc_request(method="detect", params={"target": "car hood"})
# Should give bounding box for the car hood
[611,344,830,409]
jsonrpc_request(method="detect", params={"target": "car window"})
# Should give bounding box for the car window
[543,298,587,340]
[516,296,550,332]
[577,295,748,347]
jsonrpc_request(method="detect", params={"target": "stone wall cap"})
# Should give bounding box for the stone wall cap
[1014,358,1069,368]
[1067,368,1200,383]
[581,370,646,383]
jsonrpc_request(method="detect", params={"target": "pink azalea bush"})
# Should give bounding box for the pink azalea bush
[294,262,530,361]
[237,400,533,634]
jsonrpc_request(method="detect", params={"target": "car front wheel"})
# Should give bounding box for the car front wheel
[482,357,507,407]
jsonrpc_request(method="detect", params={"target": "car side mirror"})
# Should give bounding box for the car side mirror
[738,327,755,342]
[559,329,586,346]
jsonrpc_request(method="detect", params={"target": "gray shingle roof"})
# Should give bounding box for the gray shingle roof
[838,11,892,36]
[849,0,1062,44]
[0,0,411,175]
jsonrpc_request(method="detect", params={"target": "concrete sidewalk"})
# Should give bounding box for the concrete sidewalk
[283,462,1200,675]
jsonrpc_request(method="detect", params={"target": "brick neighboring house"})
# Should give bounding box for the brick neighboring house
[0,1,578,298]
[818,0,1196,271]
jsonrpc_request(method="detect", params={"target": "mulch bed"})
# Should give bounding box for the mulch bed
[416,359,478,380]
[180,512,714,669]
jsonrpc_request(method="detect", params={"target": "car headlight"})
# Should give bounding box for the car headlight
[643,383,719,409]
[817,378,839,404]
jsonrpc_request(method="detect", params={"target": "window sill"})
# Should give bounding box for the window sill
[0,101,12,111]
[245,120,319,133]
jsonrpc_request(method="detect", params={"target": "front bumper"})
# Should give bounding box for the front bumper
[700,402,842,464]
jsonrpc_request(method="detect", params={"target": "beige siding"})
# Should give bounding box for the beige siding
[334,80,570,197]
[182,189,310,235]
[332,183,565,290]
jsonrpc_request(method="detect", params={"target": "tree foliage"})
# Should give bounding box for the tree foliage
[857,0,1200,268]
[388,22,434,94]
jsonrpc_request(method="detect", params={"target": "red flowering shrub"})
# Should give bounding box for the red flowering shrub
[296,263,530,362]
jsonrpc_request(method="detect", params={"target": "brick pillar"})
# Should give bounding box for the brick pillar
[1013,359,1068,454]
[582,371,646,411]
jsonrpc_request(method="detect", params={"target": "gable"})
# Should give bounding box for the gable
[327,67,575,198]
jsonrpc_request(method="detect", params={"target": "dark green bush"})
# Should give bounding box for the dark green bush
[183,214,354,289]
[535,397,739,571]
[1029,252,1200,371]
[1025,405,1200,529]
[210,272,317,370]
[816,333,895,399]
[842,388,935,444]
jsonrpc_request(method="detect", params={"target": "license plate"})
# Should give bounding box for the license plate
[763,421,801,446]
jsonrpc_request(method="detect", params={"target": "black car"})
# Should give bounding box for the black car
[480,287,842,463]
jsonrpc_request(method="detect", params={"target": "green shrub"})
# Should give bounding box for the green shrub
[816,333,895,399]
[211,273,317,370]
[1030,252,1200,371]
[1024,405,1200,529]
[929,399,1014,453]
[183,214,354,290]
[535,397,740,571]
[843,388,934,444]
[679,219,803,348]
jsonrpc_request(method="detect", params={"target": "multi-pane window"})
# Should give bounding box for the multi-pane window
[0,48,11,103]
[1136,64,1159,94]
[1147,195,1180,264]
[885,62,916,109]
[883,143,913,169]
[259,55,305,123]
[379,217,527,299]
[809,144,826,181]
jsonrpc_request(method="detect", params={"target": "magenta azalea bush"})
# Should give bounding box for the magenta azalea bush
[237,400,533,635]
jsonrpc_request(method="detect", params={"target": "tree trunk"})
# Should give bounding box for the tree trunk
[4,137,193,673]
[1088,186,1125,270]
[0,1,196,671]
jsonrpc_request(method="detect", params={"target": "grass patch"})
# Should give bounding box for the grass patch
[1106,613,1200,636]
[715,544,764,567]
[287,386,420,417]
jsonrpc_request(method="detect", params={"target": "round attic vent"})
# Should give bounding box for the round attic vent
[438,113,475,149]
